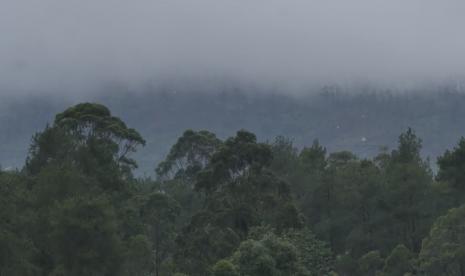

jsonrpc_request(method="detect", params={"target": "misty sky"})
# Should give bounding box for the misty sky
[2,0,465,94]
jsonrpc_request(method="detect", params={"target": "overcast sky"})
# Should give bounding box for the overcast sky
[1,0,465,94]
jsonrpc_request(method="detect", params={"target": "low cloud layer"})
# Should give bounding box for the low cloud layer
[2,0,465,94]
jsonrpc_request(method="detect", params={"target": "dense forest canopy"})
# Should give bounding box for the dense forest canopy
[2,101,465,275]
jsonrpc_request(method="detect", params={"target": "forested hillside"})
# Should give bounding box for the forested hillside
[2,101,465,275]
[2,86,465,174]
[4,0,465,274]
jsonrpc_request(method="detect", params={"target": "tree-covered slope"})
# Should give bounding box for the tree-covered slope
[2,87,465,174]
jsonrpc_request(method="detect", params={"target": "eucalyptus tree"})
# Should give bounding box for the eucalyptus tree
[26,103,145,188]
[174,130,302,275]
[437,137,465,205]
[23,103,151,275]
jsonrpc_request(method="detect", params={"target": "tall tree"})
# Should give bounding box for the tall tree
[156,129,221,226]
[156,129,221,182]
[174,130,302,275]
[437,137,465,205]
[23,103,151,275]
[382,128,433,252]
[26,103,145,189]
[139,192,180,276]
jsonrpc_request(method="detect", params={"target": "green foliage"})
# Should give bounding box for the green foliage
[283,228,334,275]
[25,125,73,175]
[437,137,465,205]
[174,213,242,275]
[419,205,465,275]
[156,129,221,181]
[32,163,98,207]
[8,102,465,276]
[266,128,439,276]
[121,235,154,276]
[299,139,327,171]
[157,177,203,227]
[215,228,333,276]
[212,260,239,276]
[173,130,302,275]
[391,127,422,164]
[230,232,301,276]
[17,103,171,275]
[382,129,434,252]
[195,129,273,194]
[26,103,146,186]
[269,136,299,176]
[287,139,326,208]
[383,244,414,276]
[155,129,218,228]
[139,192,181,275]
[358,250,384,276]
[335,253,358,276]
[54,103,145,150]
[48,195,122,276]
[0,171,39,275]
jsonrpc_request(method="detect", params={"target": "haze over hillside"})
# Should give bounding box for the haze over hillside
[5,1,465,275]
[3,1,465,167]
[2,84,465,174]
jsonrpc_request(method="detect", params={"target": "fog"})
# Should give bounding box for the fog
[2,0,465,95]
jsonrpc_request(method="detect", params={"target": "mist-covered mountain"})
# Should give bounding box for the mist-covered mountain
[2,85,465,175]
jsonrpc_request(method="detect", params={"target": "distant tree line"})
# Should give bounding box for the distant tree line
[2,102,465,275]
[4,88,465,173]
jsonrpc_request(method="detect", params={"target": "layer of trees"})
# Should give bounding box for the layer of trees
[4,88,465,174]
[2,102,465,275]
